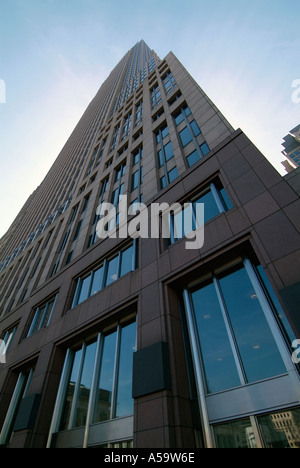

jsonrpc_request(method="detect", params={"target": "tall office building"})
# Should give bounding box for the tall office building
[0,41,300,449]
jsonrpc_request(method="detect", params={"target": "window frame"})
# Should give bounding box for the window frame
[46,318,136,448]
[167,180,233,245]
[27,294,58,337]
[71,241,137,309]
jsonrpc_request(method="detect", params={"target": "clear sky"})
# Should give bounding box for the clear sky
[0,0,299,239]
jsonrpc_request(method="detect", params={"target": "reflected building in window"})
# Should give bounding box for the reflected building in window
[0,41,300,449]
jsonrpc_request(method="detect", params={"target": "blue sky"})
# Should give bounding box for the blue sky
[0,0,299,238]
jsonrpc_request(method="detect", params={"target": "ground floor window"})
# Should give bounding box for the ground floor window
[47,319,136,448]
[183,257,300,448]
[213,408,300,448]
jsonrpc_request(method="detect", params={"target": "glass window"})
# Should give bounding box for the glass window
[116,322,136,417]
[156,124,169,144]
[27,295,57,337]
[71,242,137,308]
[219,266,286,383]
[200,142,210,156]
[160,175,167,189]
[179,126,193,147]
[74,342,97,428]
[120,245,134,277]
[115,163,126,182]
[174,110,184,126]
[193,190,220,224]
[78,275,92,304]
[94,332,117,423]
[168,166,179,183]
[90,266,104,296]
[257,408,300,448]
[256,265,296,345]
[158,149,164,168]
[131,168,143,191]
[60,348,83,430]
[0,368,34,445]
[187,149,201,167]
[105,256,119,286]
[190,262,287,394]
[164,141,174,161]
[191,280,241,393]
[190,120,201,136]
[168,182,232,246]
[1,327,16,357]
[214,418,257,448]
[54,320,137,445]
[133,147,143,166]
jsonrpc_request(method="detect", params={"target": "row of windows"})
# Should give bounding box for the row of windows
[72,241,137,308]
[58,320,136,432]
[167,179,233,246]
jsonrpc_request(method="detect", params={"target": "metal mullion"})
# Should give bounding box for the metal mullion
[110,325,122,420]
[213,277,246,386]
[101,259,108,289]
[45,294,58,327]
[46,349,73,448]
[243,258,299,377]
[250,416,264,449]
[183,289,214,448]
[116,251,122,280]
[39,303,50,331]
[83,333,103,448]
[27,308,41,337]
[210,183,225,214]
[68,343,87,430]
[0,373,26,445]
[182,108,203,159]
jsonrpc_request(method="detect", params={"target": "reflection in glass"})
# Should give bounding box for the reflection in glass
[78,275,91,304]
[191,281,240,393]
[74,342,97,428]
[258,408,300,448]
[60,349,82,430]
[193,190,219,224]
[116,322,136,418]
[256,265,296,346]
[214,418,257,448]
[179,126,193,147]
[120,245,134,277]
[90,266,104,296]
[105,256,119,286]
[219,266,286,383]
[93,332,117,423]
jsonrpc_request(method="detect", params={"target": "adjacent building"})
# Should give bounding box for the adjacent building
[282,124,300,170]
[0,41,300,449]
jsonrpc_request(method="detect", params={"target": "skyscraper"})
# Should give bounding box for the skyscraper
[0,41,300,449]
[282,124,300,169]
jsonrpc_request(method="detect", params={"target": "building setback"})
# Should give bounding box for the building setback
[0,41,300,449]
